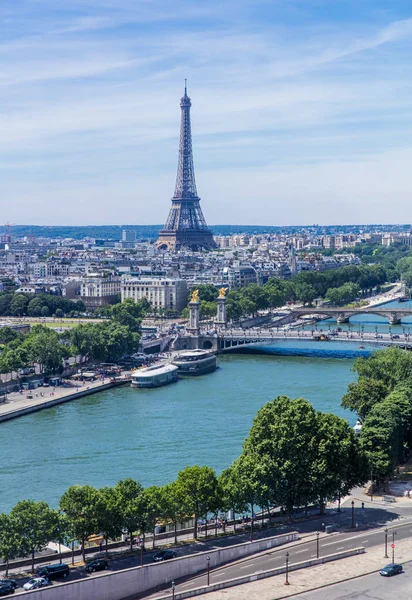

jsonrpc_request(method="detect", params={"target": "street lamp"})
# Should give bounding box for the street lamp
[206,556,210,586]
[284,552,290,585]
[392,531,397,563]
[316,531,320,559]
[384,528,388,558]
[172,581,175,600]
[250,513,254,543]
[351,500,355,528]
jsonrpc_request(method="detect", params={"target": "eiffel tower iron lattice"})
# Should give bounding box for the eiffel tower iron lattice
[157,82,216,251]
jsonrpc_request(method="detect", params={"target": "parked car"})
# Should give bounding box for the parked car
[153,549,177,562]
[23,578,52,591]
[379,563,403,576]
[0,580,17,590]
[36,563,70,580]
[85,559,109,573]
[0,581,16,596]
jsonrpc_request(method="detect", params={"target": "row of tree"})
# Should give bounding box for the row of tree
[183,264,388,320]
[0,298,150,377]
[0,396,367,572]
[342,347,412,483]
[0,293,86,318]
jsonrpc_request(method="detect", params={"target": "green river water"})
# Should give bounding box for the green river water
[0,352,356,512]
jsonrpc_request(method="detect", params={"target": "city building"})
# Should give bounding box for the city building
[121,278,188,312]
[79,275,121,309]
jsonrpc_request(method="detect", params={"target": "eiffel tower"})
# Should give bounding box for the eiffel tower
[157,82,216,251]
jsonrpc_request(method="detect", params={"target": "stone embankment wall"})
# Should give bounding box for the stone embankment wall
[18,532,298,600]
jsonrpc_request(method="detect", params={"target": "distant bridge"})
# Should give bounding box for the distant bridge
[289,307,412,325]
[216,329,412,352]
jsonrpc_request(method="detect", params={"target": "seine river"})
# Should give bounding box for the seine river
[1,297,409,512]
[0,353,356,512]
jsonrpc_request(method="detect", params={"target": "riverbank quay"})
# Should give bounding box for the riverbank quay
[0,505,330,576]
[3,533,300,600]
[0,376,131,423]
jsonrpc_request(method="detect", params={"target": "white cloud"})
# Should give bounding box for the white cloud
[1,2,412,223]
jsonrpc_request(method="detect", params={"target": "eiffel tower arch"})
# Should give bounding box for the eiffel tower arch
[157,83,216,251]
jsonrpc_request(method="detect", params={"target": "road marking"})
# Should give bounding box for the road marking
[240,564,254,569]
[310,554,317,557]
[295,549,307,554]
[337,546,345,550]
[362,540,369,543]
[322,541,340,547]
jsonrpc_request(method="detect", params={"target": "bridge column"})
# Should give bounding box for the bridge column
[388,313,401,325]
[186,300,200,335]
[337,313,350,324]
[215,294,227,327]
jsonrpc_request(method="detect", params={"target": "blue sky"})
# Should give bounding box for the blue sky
[1,0,412,225]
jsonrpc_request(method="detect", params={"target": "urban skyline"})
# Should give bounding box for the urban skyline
[1,1,412,225]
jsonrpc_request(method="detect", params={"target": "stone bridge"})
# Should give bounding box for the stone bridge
[290,307,412,325]
[174,330,412,353]
[216,332,412,352]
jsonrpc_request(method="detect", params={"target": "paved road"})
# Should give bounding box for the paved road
[296,561,412,599]
[143,519,412,598]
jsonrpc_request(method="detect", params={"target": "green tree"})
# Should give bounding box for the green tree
[9,294,29,316]
[230,453,269,538]
[59,485,99,562]
[199,301,217,319]
[242,284,269,311]
[239,297,257,317]
[0,513,20,575]
[115,479,144,552]
[158,482,185,545]
[23,326,67,374]
[96,487,123,554]
[135,486,160,549]
[10,500,57,571]
[295,283,316,305]
[341,378,389,421]
[27,298,44,317]
[313,412,367,512]
[0,327,21,345]
[350,347,412,392]
[0,293,13,316]
[175,466,218,540]
[244,396,319,520]
[41,305,50,317]
[218,468,248,533]
[0,346,28,379]
[55,308,64,319]
[188,284,219,303]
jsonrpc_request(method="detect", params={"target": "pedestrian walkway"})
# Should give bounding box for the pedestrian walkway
[0,376,129,423]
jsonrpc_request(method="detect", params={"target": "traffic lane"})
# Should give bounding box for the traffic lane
[144,522,412,597]
[9,551,162,594]
[296,561,412,600]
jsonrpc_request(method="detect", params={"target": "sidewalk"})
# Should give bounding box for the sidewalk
[194,535,412,600]
[0,376,129,423]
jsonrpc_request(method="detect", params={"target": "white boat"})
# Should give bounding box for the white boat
[131,364,179,388]
[172,349,217,376]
